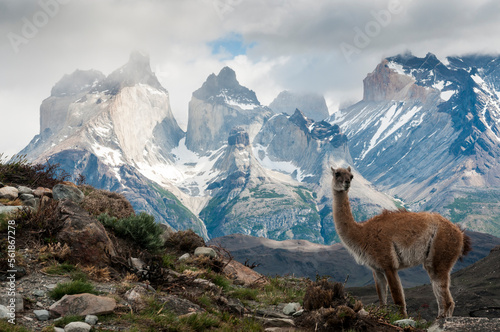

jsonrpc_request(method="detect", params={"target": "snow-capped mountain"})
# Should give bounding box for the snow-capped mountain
[330,52,500,235]
[20,54,398,244]
[20,52,207,238]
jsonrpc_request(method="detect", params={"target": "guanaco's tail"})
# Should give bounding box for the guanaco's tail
[459,226,472,261]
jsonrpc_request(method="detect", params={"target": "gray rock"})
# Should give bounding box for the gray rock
[0,293,23,312]
[124,286,148,312]
[194,247,217,258]
[23,197,40,209]
[52,184,84,203]
[178,253,190,261]
[17,186,33,195]
[0,304,10,319]
[159,223,175,243]
[129,257,146,271]
[54,327,65,332]
[157,294,203,316]
[428,317,500,332]
[0,206,25,214]
[34,309,50,321]
[251,315,295,328]
[0,186,18,200]
[33,290,45,297]
[393,318,416,327]
[49,293,116,317]
[19,193,34,201]
[283,302,301,315]
[64,321,92,332]
[292,309,304,317]
[84,314,98,325]
[46,284,58,290]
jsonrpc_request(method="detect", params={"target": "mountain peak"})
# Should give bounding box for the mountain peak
[92,51,165,95]
[192,67,260,107]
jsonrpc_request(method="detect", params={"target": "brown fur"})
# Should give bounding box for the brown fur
[330,167,471,318]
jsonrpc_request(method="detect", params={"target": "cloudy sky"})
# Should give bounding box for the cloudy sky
[1,0,499,158]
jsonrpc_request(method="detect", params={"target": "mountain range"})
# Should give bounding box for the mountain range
[329,52,500,236]
[19,51,500,242]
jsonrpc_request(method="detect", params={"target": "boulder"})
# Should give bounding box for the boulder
[0,305,9,319]
[0,186,18,200]
[223,259,267,286]
[394,318,416,328]
[124,286,149,312]
[283,302,301,315]
[194,247,217,258]
[53,184,84,203]
[19,193,34,201]
[56,200,116,266]
[33,187,53,198]
[17,186,33,195]
[64,321,92,332]
[157,294,203,316]
[0,293,23,312]
[84,315,98,325]
[33,309,50,321]
[0,206,25,214]
[159,223,175,243]
[49,293,116,317]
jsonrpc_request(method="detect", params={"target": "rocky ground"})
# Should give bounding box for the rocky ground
[1,167,499,331]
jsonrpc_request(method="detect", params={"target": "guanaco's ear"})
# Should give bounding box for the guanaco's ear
[347,166,351,172]
[330,166,335,174]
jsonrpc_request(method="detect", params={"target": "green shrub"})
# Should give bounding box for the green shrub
[48,280,97,300]
[98,212,163,252]
[230,288,258,301]
[53,315,84,327]
[44,262,77,275]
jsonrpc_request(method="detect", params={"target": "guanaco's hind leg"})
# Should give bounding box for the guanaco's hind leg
[384,269,407,318]
[425,266,455,318]
[373,270,388,305]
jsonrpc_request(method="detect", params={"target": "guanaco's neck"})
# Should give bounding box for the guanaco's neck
[332,190,361,240]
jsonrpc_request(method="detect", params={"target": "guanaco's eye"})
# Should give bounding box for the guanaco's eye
[335,172,340,178]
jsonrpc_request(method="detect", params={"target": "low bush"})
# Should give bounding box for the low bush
[303,278,346,311]
[80,186,135,219]
[164,229,205,253]
[15,199,63,245]
[0,153,69,188]
[48,280,97,300]
[98,212,163,252]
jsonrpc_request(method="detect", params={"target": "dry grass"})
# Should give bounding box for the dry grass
[164,230,205,253]
[80,185,135,219]
[79,265,112,282]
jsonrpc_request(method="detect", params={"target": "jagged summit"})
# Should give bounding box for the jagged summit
[186,67,271,153]
[92,51,166,95]
[192,66,260,108]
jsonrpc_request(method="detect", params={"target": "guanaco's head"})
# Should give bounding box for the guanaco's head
[331,166,353,192]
